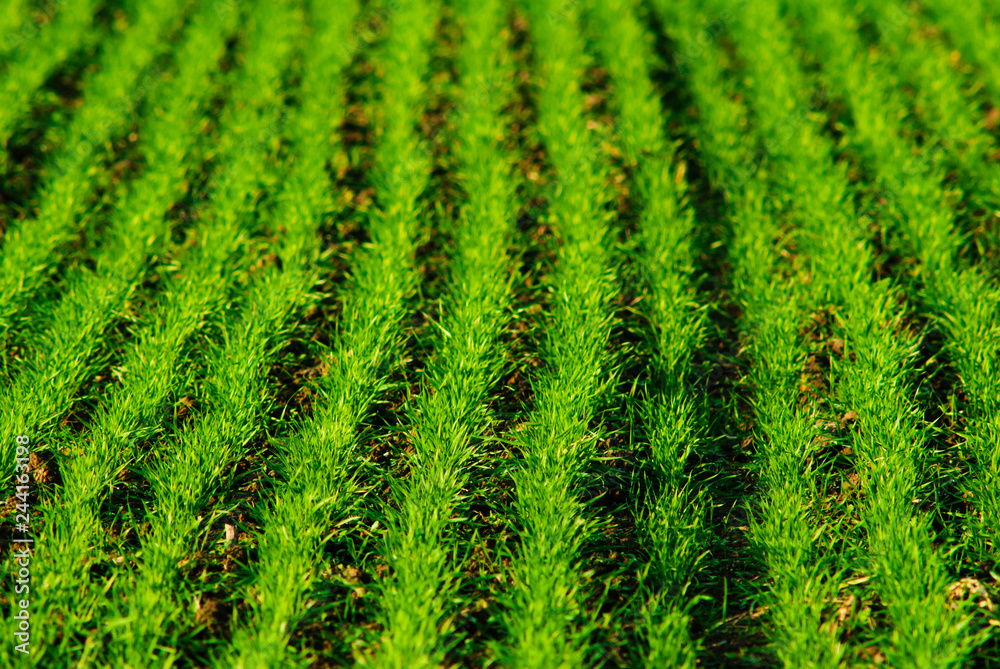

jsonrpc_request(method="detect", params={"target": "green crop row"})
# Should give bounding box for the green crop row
[586,0,707,664]
[498,1,617,666]
[369,0,518,665]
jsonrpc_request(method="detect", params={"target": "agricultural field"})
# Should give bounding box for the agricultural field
[2,0,1000,666]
